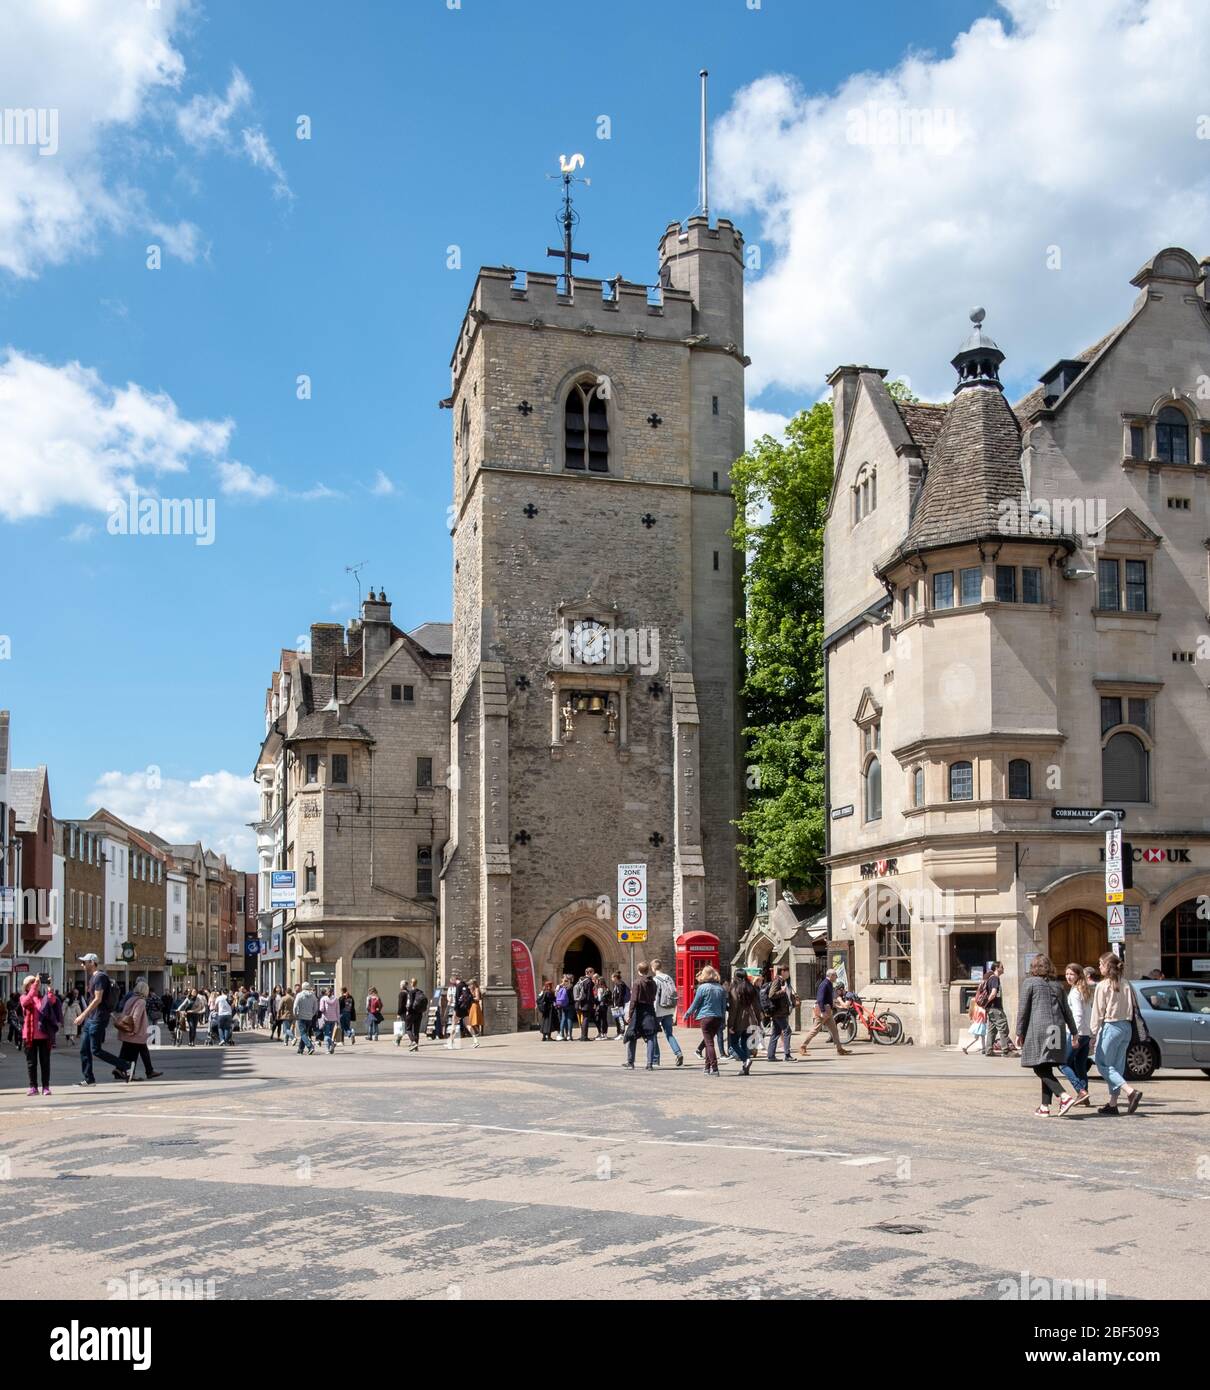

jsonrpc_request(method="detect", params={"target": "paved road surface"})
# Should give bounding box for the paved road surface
[1,1030,1205,1300]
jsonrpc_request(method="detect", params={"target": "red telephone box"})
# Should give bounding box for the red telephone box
[674,931,721,1027]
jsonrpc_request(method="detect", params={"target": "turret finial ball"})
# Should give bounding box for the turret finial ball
[970,306,986,325]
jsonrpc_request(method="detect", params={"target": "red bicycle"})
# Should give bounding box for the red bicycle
[833,993,903,1045]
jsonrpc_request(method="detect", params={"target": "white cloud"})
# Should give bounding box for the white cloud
[89,768,259,869]
[65,522,95,543]
[217,459,277,499]
[745,407,790,449]
[0,349,236,521]
[296,483,340,502]
[177,67,293,200]
[370,470,396,496]
[714,0,1210,402]
[0,0,189,278]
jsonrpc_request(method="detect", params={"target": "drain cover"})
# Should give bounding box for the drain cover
[871,1221,925,1235]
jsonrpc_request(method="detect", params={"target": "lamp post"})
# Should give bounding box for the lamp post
[1089,809,1125,965]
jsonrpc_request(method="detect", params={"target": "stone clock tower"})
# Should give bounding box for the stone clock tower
[441,214,747,1032]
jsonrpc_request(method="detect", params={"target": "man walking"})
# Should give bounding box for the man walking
[338,986,356,1045]
[981,961,1016,1056]
[649,958,684,1067]
[293,981,318,1053]
[764,965,798,1062]
[799,969,852,1057]
[445,975,475,1049]
[574,969,597,1041]
[75,954,130,1086]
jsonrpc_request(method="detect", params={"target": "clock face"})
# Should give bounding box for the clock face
[572,619,609,665]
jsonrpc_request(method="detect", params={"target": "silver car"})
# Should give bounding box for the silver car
[1124,979,1210,1080]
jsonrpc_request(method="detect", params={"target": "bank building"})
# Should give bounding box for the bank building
[823,246,1210,1045]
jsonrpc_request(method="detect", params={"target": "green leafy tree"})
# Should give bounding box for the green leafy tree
[731,403,832,893]
[732,383,917,892]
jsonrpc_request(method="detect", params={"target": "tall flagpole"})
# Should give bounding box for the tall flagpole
[699,68,709,218]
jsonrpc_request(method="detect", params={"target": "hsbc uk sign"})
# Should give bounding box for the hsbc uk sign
[1099,846,1191,864]
[860,858,899,878]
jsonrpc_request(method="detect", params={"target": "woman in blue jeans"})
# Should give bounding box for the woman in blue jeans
[1058,962,1093,1106]
[555,975,575,1040]
[683,965,727,1076]
[1090,952,1143,1116]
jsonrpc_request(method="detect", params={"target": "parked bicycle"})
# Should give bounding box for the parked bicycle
[833,992,903,1045]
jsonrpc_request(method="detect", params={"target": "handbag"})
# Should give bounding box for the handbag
[393,1019,405,1037]
[114,1012,136,1036]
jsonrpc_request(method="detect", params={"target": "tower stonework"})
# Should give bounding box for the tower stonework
[441,215,747,1032]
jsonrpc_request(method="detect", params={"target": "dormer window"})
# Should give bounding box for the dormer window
[1156,406,1189,465]
[565,379,608,472]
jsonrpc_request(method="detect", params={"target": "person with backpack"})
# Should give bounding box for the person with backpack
[318,988,341,1052]
[536,980,557,1040]
[213,989,234,1046]
[75,954,131,1086]
[648,958,683,1067]
[180,987,205,1046]
[764,965,798,1062]
[21,973,62,1096]
[293,981,319,1054]
[574,969,597,1040]
[445,975,476,1049]
[554,975,574,1041]
[609,972,630,1038]
[365,987,384,1041]
[338,986,357,1045]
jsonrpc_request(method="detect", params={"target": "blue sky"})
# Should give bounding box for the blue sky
[3,0,1207,862]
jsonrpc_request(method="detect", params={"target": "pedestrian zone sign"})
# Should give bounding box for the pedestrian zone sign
[617,862,647,942]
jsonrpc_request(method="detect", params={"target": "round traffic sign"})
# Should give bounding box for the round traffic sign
[621,903,643,926]
[621,875,643,899]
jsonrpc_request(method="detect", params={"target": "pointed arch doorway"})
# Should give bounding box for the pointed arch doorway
[562,933,603,980]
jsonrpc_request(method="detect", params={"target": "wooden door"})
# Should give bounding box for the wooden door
[1048,910,1108,970]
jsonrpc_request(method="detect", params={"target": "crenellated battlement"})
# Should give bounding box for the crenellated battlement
[658,214,745,265]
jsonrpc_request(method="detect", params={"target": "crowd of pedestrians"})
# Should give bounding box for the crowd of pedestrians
[1013,951,1146,1118]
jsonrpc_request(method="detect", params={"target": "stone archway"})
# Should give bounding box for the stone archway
[530,898,625,989]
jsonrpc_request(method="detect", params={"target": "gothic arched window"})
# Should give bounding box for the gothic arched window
[565,378,609,472]
[459,400,470,493]
[864,755,882,822]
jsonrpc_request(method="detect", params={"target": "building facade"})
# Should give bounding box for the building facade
[254,591,451,999]
[62,821,105,990]
[823,246,1210,1045]
[9,766,61,981]
[440,216,749,1032]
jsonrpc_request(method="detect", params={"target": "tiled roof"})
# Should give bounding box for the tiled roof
[882,384,1071,564]
[408,622,453,657]
[895,402,948,462]
[8,767,46,828]
[286,710,374,743]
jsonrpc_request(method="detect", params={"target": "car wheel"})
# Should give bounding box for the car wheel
[1124,1039,1158,1081]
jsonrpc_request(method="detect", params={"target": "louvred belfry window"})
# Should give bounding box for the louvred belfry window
[565,379,608,472]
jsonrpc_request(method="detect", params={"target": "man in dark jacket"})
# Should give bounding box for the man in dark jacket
[799,969,852,1056]
[338,986,356,1045]
[764,965,798,1062]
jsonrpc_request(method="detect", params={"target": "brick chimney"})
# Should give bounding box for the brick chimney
[310,623,344,675]
[361,588,394,671]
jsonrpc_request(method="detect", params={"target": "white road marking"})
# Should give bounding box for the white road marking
[839,1156,892,1167]
[1,1107,856,1160]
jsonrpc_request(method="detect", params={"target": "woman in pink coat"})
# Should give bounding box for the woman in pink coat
[115,981,163,1082]
[21,974,61,1096]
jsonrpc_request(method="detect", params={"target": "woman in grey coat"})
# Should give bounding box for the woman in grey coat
[1014,954,1079,1118]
